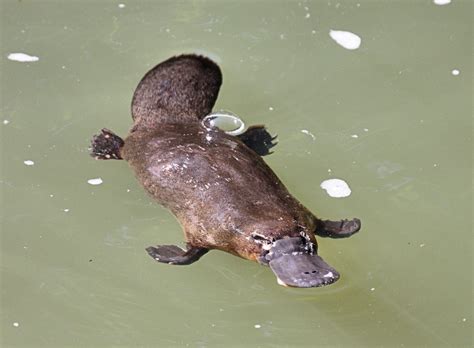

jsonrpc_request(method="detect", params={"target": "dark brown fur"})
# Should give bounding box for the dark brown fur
[131,55,222,131]
[91,54,360,287]
[121,123,317,261]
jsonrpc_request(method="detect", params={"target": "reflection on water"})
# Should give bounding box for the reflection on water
[1,0,471,347]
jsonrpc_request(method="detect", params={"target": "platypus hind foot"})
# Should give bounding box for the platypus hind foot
[315,218,361,239]
[145,244,209,265]
[90,128,124,160]
[237,125,277,156]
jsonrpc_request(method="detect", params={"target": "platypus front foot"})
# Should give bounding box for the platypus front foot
[315,218,361,239]
[90,128,124,160]
[237,125,277,156]
[146,244,209,265]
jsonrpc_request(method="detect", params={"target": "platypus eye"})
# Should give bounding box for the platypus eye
[250,233,266,241]
[250,233,275,249]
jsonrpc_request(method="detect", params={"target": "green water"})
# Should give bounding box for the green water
[1,0,472,347]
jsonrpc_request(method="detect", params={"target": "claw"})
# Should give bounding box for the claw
[90,128,124,160]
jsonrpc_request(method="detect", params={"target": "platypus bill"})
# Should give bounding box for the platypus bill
[90,54,361,288]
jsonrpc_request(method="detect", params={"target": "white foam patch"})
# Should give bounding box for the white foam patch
[23,160,35,166]
[433,0,451,5]
[3,120,10,125]
[320,178,352,198]
[87,178,103,185]
[301,129,316,140]
[329,30,361,50]
[118,3,126,8]
[451,69,460,76]
[13,322,19,327]
[7,53,39,62]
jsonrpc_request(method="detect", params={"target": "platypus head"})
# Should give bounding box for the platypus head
[257,235,340,288]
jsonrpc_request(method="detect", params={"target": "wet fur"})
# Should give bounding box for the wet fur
[121,123,317,261]
[91,54,361,286]
[131,55,222,131]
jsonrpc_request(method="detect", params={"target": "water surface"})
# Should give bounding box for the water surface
[1,0,472,347]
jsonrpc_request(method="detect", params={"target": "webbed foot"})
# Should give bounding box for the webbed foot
[90,128,124,160]
[237,125,277,156]
[315,218,361,239]
[146,244,209,265]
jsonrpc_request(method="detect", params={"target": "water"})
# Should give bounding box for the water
[1,0,472,347]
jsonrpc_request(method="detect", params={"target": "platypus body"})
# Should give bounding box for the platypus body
[91,55,361,288]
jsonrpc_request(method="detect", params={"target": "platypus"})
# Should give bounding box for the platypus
[90,54,361,288]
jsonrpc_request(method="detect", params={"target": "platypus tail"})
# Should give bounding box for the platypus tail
[131,54,222,129]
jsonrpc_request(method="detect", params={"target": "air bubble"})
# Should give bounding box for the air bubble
[202,111,246,135]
